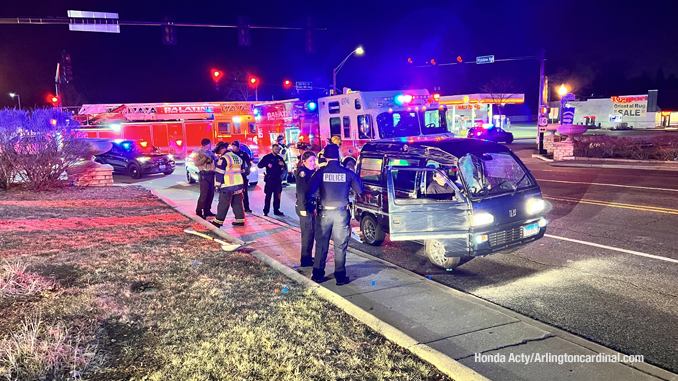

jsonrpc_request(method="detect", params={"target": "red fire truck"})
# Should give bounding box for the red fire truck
[254,89,450,175]
[75,102,259,160]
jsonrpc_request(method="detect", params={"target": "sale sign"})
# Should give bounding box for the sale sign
[611,95,647,117]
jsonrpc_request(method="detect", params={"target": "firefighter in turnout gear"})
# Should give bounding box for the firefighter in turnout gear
[306,144,364,285]
[211,150,246,228]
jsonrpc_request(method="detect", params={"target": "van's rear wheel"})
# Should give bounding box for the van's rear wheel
[425,240,472,270]
[360,215,385,246]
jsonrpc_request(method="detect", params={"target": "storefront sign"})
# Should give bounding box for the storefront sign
[611,95,647,117]
[457,104,482,110]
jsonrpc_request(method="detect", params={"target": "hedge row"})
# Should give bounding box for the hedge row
[572,135,678,161]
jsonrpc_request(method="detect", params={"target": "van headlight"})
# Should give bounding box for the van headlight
[472,212,495,227]
[527,198,545,214]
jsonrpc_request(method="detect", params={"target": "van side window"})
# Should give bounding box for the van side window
[358,114,374,139]
[248,122,256,134]
[328,101,340,114]
[355,99,362,110]
[233,120,242,134]
[218,122,231,134]
[343,116,351,138]
[387,158,420,191]
[329,117,342,137]
[359,157,383,184]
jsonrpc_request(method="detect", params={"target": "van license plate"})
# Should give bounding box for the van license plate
[522,223,539,237]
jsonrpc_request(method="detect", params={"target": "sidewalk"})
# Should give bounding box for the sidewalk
[550,159,678,172]
[155,189,677,381]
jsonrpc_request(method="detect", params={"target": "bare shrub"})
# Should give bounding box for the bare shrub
[0,316,100,381]
[0,108,89,191]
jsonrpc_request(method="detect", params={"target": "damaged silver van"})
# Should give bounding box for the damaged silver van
[353,136,547,269]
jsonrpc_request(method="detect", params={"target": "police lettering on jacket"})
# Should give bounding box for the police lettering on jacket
[306,161,364,208]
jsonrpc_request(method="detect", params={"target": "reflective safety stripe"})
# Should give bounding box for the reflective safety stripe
[215,167,225,174]
[215,152,243,189]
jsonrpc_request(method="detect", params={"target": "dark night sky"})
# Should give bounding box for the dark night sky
[2,0,677,112]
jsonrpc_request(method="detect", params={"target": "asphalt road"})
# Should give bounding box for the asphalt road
[115,144,678,373]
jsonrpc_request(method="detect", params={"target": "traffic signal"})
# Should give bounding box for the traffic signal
[433,93,441,101]
[430,59,436,65]
[237,16,251,46]
[249,77,258,86]
[540,106,549,115]
[162,24,177,45]
[61,51,73,82]
[283,79,292,88]
[212,70,223,83]
[408,57,413,64]
[457,56,463,63]
[48,95,59,107]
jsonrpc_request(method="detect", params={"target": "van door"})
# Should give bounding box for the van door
[386,166,471,249]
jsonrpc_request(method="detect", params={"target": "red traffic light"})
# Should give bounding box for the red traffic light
[407,57,413,64]
[212,70,222,78]
[249,77,258,86]
[283,79,291,88]
[457,56,463,63]
[430,59,436,65]
[48,95,59,105]
[51,96,58,103]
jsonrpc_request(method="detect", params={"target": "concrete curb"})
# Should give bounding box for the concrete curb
[149,189,490,381]
[550,162,678,171]
[531,154,554,162]
[570,157,678,164]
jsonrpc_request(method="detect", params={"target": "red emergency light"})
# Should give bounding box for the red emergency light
[433,93,440,100]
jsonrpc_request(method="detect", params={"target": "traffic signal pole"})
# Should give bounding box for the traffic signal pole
[538,49,546,155]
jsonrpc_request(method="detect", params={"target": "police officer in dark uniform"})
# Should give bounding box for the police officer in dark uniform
[306,144,364,285]
[295,151,317,267]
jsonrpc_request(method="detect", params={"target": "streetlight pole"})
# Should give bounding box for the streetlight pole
[332,46,364,95]
[9,93,21,110]
[537,49,546,154]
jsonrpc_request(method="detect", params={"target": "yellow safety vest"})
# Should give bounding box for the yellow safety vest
[215,152,244,191]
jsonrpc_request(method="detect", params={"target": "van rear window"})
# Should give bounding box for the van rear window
[360,157,383,184]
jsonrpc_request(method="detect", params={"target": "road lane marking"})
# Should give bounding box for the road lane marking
[536,179,678,192]
[545,234,678,264]
[545,196,678,215]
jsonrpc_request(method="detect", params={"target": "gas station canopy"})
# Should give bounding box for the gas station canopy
[438,93,525,105]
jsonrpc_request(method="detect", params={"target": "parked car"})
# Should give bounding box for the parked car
[185,143,258,187]
[467,126,514,144]
[95,140,175,179]
[353,136,547,270]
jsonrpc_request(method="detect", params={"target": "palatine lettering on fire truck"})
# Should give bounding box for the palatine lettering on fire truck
[323,173,346,182]
[266,110,297,120]
[161,106,214,114]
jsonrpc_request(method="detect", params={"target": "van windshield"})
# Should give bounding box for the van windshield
[377,109,447,138]
[458,152,534,197]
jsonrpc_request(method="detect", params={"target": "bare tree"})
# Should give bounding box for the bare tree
[224,69,256,101]
[480,77,520,117]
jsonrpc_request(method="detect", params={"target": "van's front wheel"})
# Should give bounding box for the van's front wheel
[426,240,470,270]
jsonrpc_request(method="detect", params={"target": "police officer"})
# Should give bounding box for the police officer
[192,138,217,219]
[306,144,364,285]
[295,151,317,267]
[211,147,246,228]
[258,143,286,216]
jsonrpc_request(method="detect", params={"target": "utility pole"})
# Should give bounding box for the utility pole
[538,49,546,155]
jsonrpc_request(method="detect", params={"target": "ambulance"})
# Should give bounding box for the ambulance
[315,89,451,170]
[74,101,259,160]
[253,89,452,179]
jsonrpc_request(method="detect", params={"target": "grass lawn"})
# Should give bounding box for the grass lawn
[0,186,450,380]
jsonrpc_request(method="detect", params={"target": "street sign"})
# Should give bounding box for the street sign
[296,81,313,90]
[67,10,120,33]
[538,117,548,127]
[562,107,575,125]
[476,55,495,64]
[539,126,547,133]
[562,93,576,102]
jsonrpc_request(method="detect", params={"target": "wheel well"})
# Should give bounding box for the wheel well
[343,157,356,166]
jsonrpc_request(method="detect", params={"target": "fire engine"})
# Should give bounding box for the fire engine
[74,101,259,160]
[254,89,452,177]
